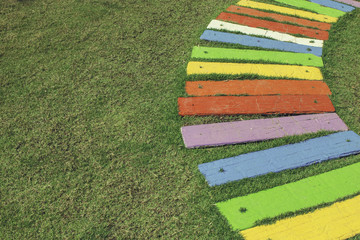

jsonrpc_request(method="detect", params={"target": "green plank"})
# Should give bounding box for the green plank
[272,0,345,18]
[216,161,360,230]
[191,46,324,67]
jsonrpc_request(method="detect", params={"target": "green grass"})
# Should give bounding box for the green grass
[1,0,360,239]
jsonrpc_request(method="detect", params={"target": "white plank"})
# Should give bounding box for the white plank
[207,20,323,47]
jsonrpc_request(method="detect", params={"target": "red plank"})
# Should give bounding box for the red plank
[216,12,329,40]
[186,80,332,96]
[178,95,335,116]
[226,5,331,31]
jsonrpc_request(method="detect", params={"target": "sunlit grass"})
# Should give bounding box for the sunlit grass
[1,0,360,239]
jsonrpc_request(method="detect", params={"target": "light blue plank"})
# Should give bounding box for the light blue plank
[200,30,322,57]
[198,131,360,186]
[309,0,355,12]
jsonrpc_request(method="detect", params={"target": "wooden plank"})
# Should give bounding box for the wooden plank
[185,80,331,96]
[310,0,355,12]
[272,0,345,17]
[191,46,324,67]
[181,113,347,148]
[178,95,335,116]
[216,12,329,40]
[216,157,360,230]
[198,131,359,186]
[187,61,324,80]
[226,5,332,30]
[241,195,360,240]
[207,20,323,48]
[333,0,360,8]
[236,0,338,23]
[201,29,323,57]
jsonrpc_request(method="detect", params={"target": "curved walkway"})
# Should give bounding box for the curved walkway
[178,0,360,239]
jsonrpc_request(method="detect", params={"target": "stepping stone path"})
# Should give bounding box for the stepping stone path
[182,113,345,148]
[178,0,360,239]
[191,46,324,66]
[178,95,334,115]
[185,80,331,96]
[199,131,360,186]
[201,28,323,55]
[187,61,324,79]
[241,194,360,239]
[216,12,330,40]
[217,161,360,230]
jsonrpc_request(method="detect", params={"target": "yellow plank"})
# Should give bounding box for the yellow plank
[187,61,323,80]
[241,195,360,240]
[236,0,338,23]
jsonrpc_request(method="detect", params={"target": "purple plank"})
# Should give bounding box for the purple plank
[333,0,360,7]
[181,113,348,148]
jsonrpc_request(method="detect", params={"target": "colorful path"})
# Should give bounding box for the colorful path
[177,0,360,239]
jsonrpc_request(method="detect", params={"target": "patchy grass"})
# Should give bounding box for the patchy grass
[1,0,360,239]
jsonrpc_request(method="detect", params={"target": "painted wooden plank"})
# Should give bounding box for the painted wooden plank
[272,0,345,17]
[241,195,360,240]
[178,95,334,116]
[187,61,324,80]
[226,5,332,30]
[182,113,347,148]
[200,29,323,57]
[198,131,359,186]
[333,0,360,8]
[185,80,331,96]
[208,20,323,48]
[236,0,338,23]
[216,155,360,230]
[216,12,329,40]
[191,46,324,67]
[310,0,355,12]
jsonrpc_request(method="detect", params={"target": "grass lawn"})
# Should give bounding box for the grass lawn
[1,0,360,239]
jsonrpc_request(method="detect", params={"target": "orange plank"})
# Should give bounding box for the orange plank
[178,95,335,116]
[216,12,329,40]
[226,5,331,31]
[185,80,332,96]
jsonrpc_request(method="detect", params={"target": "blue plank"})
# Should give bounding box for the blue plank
[200,30,323,57]
[198,131,360,186]
[309,0,355,12]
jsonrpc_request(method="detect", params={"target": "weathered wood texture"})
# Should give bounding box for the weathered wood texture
[200,29,322,56]
[198,131,360,186]
[216,12,329,40]
[241,195,360,240]
[226,5,332,30]
[309,0,355,12]
[191,46,324,66]
[271,0,345,17]
[187,61,323,80]
[178,95,334,116]
[207,20,323,48]
[185,80,331,96]
[216,158,360,230]
[181,113,346,148]
[236,0,338,22]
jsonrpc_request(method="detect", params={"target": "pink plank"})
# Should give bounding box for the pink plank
[181,113,348,148]
[333,0,360,7]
